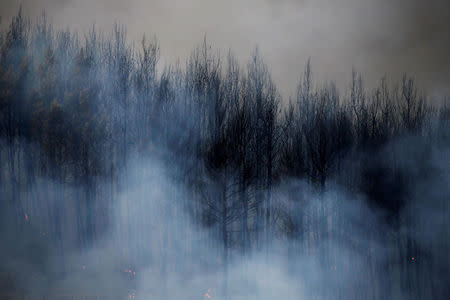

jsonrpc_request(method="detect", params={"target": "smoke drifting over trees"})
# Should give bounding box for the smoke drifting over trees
[1,0,450,97]
[0,9,449,300]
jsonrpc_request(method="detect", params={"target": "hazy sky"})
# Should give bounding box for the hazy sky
[2,0,449,97]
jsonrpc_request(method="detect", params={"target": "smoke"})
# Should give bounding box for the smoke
[0,4,449,299]
[104,131,449,299]
[2,129,447,299]
[1,0,449,97]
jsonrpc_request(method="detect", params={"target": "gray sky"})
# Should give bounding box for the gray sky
[2,0,449,97]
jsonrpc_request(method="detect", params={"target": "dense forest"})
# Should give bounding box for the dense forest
[1,10,449,300]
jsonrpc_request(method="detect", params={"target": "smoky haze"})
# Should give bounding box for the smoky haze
[0,1,449,300]
[2,0,449,97]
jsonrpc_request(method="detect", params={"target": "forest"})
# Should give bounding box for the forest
[0,10,449,300]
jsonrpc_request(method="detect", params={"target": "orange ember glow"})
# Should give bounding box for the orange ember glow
[24,213,29,221]
[204,289,212,299]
